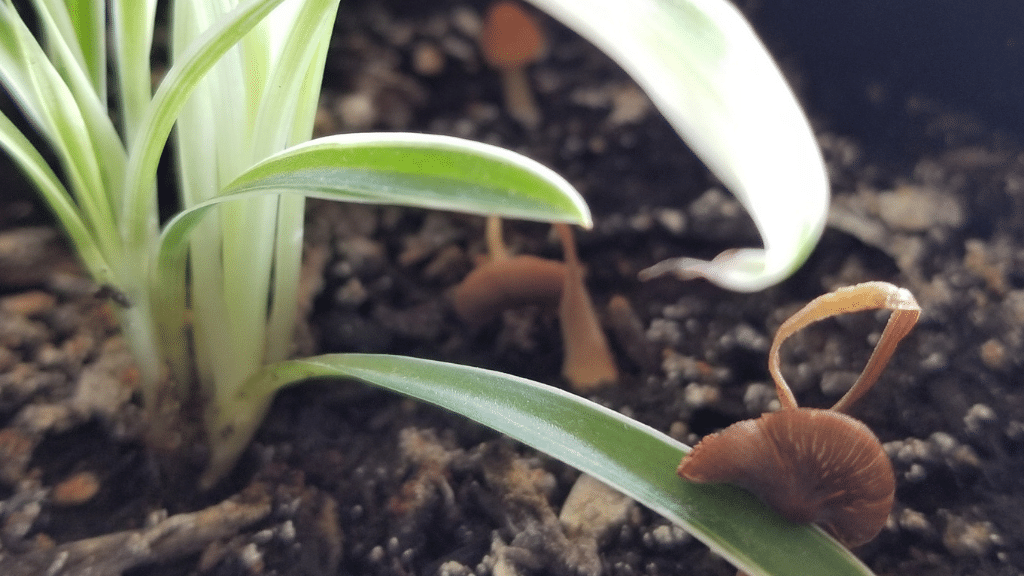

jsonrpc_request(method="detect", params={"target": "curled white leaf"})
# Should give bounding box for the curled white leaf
[526,0,829,291]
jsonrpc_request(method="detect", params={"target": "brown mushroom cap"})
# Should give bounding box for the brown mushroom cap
[678,408,895,547]
[479,1,547,70]
[450,255,566,325]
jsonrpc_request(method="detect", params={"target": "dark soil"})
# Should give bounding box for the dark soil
[1,1,1022,575]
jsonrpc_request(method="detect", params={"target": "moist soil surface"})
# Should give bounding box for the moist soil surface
[1,1,1023,575]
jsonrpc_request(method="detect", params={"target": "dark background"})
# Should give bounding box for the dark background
[751,0,1024,149]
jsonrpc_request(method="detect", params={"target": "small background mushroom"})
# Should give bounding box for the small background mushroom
[451,220,618,391]
[479,0,547,129]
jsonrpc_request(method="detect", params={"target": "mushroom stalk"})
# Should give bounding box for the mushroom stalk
[555,223,618,390]
[486,215,511,261]
[499,66,541,130]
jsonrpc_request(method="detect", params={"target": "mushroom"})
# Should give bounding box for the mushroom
[450,254,565,323]
[677,282,920,551]
[451,216,564,324]
[450,219,618,391]
[479,1,546,129]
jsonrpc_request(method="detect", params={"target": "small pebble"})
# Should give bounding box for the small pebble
[239,542,264,572]
[820,370,859,396]
[668,421,688,441]
[34,343,67,369]
[884,432,981,470]
[0,346,18,371]
[647,319,683,348]
[683,383,719,408]
[942,513,998,557]
[0,291,57,317]
[450,6,481,37]
[61,332,96,367]
[334,278,369,307]
[279,520,296,542]
[645,523,691,550]
[979,338,1008,370]
[2,501,41,539]
[16,403,75,435]
[876,185,964,232]
[51,470,100,506]
[1006,420,1024,441]
[653,208,686,236]
[438,560,473,576]
[0,427,37,484]
[368,545,384,562]
[687,188,752,242]
[560,474,635,542]
[920,351,949,371]
[627,211,654,232]
[422,244,467,283]
[0,314,50,350]
[412,41,446,76]
[930,431,958,455]
[607,84,651,126]
[963,239,1007,293]
[0,227,78,286]
[904,463,927,482]
[897,508,935,536]
[398,213,461,266]
[335,237,386,278]
[963,403,997,434]
[743,383,781,414]
[334,92,377,130]
[252,527,276,545]
[570,86,612,109]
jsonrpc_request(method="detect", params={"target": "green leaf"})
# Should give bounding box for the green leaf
[226,133,593,224]
[0,2,118,248]
[29,0,126,205]
[255,0,340,365]
[121,0,289,247]
[53,0,105,99]
[525,0,829,291]
[0,110,110,281]
[231,354,876,576]
[157,132,592,276]
[150,132,591,430]
[110,0,158,146]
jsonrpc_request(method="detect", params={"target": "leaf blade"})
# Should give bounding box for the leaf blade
[0,110,110,281]
[121,0,289,247]
[525,0,829,291]
[225,132,593,225]
[235,354,876,576]
[158,132,590,272]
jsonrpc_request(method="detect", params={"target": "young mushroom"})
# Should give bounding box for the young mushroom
[451,216,565,324]
[450,219,617,391]
[677,282,920,550]
[479,0,546,129]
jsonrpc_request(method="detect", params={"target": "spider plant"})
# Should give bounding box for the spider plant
[0,0,592,475]
[0,0,864,574]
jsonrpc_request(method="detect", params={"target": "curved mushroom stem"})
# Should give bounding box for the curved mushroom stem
[555,223,618,390]
[768,281,921,412]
